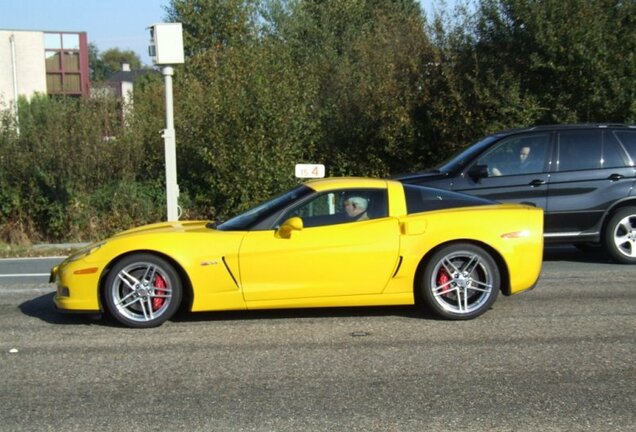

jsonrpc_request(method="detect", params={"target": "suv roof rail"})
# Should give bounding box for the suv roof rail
[495,123,636,135]
[529,123,635,130]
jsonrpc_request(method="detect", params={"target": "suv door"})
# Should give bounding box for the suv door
[546,129,634,238]
[451,132,551,209]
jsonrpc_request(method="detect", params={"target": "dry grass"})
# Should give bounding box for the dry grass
[0,242,83,258]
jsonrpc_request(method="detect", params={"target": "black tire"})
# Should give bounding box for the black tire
[603,207,636,264]
[420,243,500,320]
[103,253,182,328]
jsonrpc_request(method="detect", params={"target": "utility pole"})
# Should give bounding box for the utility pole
[161,66,178,221]
[148,23,184,221]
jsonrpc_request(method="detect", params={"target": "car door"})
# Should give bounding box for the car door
[451,132,551,209]
[238,189,400,302]
[546,129,635,236]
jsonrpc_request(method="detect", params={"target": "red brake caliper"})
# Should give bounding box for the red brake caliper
[437,269,451,297]
[152,275,166,310]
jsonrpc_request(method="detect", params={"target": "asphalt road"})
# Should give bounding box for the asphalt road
[0,256,64,285]
[0,247,634,431]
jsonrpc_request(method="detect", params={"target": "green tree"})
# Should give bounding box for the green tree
[165,0,260,57]
[166,0,319,219]
[89,45,144,82]
[413,0,636,165]
[473,0,636,123]
[417,1,545,160]
[101,48,143,72]
[162,0,435,219]
[261,0,435,175]
[88,42,110,82]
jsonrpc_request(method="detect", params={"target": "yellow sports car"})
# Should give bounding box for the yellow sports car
[51,177,543,328]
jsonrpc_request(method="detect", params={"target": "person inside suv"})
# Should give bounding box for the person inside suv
[492,144,543,176]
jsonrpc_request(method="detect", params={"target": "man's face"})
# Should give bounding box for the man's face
[519,147,531,163]
[344,199,365,217]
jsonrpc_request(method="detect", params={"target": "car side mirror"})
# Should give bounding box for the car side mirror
[467,164,489,181]
[277,216,303,238]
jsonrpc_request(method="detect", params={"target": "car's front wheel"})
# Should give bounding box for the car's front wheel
[420,243,500,320]
[604,207,636,264]
[103,254,182,328]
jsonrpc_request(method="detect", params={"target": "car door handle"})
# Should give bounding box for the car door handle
[529,179,546,187]
[608,173,623,181]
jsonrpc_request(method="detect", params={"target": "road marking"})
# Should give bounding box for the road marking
[0,256,66,261]
[0,273,50,278]
[0,287,55,293]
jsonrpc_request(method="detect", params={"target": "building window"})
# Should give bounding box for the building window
[44,33,62,49]
[64,74,81,92]
[45,51,61,70]
[44,31,88,97]
[46,74,63,93]
[64,51,80,71]
[62,33,80,50]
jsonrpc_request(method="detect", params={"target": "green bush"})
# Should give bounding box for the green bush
[0,94,166,243]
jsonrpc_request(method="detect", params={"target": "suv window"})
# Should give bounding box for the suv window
[614,131,636,164]
[603,133,629,168]
[556,130,628,171]
[557,131,602,171]
[475,133,549,177]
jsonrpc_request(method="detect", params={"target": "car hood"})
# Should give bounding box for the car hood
[76,220,244,266]
[112,220,211,238]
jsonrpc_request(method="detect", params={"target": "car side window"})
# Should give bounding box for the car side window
[404,184,492,214]
[614,131,636,165]
[475,133,549,177]
[557,131,603,171]
[602,133,629,168]
[278,189,388,228]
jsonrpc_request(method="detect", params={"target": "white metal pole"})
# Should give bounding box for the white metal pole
[162,66,179,221]
[9,34,20,135]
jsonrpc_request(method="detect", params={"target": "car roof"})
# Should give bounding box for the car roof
[304,177,394,192]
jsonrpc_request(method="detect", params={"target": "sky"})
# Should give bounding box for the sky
[0,0,445,66]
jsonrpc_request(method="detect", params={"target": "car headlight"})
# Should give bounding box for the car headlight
[65,241,106,263]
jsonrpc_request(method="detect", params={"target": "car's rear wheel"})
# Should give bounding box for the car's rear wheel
[604,207,636,264]
[420,243,500,320]
[103,254,182,328]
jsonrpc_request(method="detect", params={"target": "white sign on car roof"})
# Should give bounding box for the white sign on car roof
[295,164,325,179]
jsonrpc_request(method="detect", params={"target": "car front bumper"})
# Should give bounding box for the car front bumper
[50,261,102,313]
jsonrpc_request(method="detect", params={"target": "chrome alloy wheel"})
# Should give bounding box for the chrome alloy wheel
[428,250,494,316]
[611,214,636,259]
[110,261,174,323]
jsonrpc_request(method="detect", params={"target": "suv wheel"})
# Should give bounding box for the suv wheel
[604,207,636,264]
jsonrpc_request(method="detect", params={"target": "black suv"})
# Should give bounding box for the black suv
[396,124,636,263]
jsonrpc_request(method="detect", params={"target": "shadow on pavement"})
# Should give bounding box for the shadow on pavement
[19,292,109,326]
[543,245,614,264]
[19,292,433,326]
[173,305,431,324]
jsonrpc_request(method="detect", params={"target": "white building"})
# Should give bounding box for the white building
[0,29,90,109]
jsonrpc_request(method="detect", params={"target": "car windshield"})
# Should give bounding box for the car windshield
[435,135,500,173]
[216,185,313,231]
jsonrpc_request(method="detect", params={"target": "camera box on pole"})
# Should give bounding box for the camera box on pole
[148,23,184,65]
